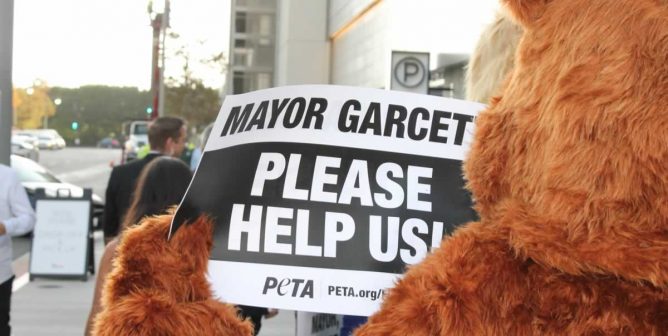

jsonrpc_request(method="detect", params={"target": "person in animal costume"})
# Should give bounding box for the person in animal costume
[355,0,668,334]
[94,0,667,334]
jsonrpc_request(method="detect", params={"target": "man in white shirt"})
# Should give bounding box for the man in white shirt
[0,163,36,336]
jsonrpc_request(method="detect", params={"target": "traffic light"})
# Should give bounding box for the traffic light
[146,107,153,115]
[71,121,79,131]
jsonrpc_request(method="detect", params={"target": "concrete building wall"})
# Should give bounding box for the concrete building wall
[328,0,378,34]
[329,0,390,88]
[275,0,329,86]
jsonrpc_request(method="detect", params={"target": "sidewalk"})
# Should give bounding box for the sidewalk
[11,233,295,335]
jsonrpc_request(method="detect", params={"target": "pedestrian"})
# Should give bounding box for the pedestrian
[103,116,187,244]
[189,123,214,171]
[0,163,36,336]
[85,157,193,335]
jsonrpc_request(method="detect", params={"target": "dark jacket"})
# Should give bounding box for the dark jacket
[102,153,162,239]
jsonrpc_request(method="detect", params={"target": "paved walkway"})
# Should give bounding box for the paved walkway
[11,233,295,335]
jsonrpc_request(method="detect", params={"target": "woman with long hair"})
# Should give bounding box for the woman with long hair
[85,157,193,335]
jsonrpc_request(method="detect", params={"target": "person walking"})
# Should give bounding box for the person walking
[0,163,36,336]
[103,116,187,244]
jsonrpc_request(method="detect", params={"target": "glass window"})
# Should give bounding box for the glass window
[235,12,247,33]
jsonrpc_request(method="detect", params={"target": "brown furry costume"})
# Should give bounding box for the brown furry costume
[356,0,668,335]
[92,215,252,335]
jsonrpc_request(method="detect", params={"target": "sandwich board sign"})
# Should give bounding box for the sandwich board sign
[172,85,484,316]
[29,188,94,281]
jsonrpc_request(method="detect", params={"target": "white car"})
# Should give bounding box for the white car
[17,129,66,150]
[10,155,105,231]
[11,135,40,162]
[123,120,149,162]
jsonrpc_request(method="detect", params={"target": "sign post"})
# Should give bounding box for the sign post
[172,85,484,316]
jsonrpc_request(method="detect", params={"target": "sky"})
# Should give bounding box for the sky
[12,0,230,90]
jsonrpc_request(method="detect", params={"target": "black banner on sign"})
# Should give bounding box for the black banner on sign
[174,142,476,274]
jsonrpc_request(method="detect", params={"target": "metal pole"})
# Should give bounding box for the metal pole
[0,0,15,165]
[158,0,169,117]
[150,13,161,120]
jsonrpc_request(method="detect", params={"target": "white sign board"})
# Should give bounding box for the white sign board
[30,199,90,277]
[390,51,430,94]
[296,312,343,336]
[172,85,485,316]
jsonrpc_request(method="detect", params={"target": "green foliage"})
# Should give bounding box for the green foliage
[49,86,151,146]
[165,82,221,130]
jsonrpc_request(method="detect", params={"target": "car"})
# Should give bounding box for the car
[16,129,66,150]
[11,135,40,162]
[12,132,39,148]
[97,137,121,148]
[122,120,149,162]
[9,155,105,231]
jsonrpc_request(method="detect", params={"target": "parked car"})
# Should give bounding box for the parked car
[16,129,66,150]
[12,132,39,148]
[11,135,40,162]
[97,137,121,148]
[9,155,105,231]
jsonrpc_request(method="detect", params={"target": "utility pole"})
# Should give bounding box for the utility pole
[0,0,14,165]
[148,0,169,120]
[158,0,169,118]
[150,11,162,120]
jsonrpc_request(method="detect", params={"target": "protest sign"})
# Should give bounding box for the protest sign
[172,85,485,316]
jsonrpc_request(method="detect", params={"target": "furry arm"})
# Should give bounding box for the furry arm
[92,214,253,336]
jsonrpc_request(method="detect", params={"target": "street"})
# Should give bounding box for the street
[38,147,122,200]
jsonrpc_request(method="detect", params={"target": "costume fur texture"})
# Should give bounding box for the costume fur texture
[92,214,253,336]
[356,0,668,335]
[466,10,523,103]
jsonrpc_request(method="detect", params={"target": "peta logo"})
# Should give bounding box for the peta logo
[262,277,314,299]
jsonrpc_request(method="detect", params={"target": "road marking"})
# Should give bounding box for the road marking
[12,252,31,292]
[12,272,29,292]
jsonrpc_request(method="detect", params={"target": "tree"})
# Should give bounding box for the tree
[163,32,226,131]
[13,81,56,129]
[48,86,151,146]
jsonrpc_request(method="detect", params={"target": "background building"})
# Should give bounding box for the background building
[227,0,498,98]
[227,0,278,94]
